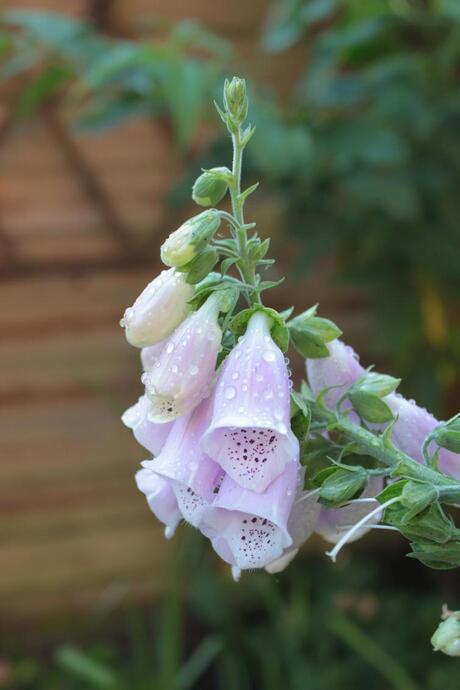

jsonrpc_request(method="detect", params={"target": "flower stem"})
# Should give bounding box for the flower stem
[311,400,460,502]
[229,127,261,304]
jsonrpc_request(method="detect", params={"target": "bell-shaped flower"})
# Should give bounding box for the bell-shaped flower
[135,468,182,539]
[122,395,173,456]
[142,294,222,423]
[265,475,321,574]
[315,476,384,544]
[200,461,300,571]
[142,400,223,527]
[202,311,299,493]
[306,339,460,479]
[120,268,194,348]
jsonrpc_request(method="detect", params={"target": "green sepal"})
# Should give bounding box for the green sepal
[375,479,407,504]
[182,247,219,284]
[318,466,368,507]
[288,305,342,359]
[385,502,460,544]
[349,371,401,398]
[408,540,460,570]
[399,481,439,522]
[230,305,290,352]
[290,391,311,445]
[348,391,394,424]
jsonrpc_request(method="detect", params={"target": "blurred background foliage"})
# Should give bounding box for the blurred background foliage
[2,0,459,411]
[2,534,460,690]
[1,2,460,688]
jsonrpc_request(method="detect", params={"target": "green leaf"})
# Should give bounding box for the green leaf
[55,646,118,689]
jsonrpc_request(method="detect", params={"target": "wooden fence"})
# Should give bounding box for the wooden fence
[0,0,370,630]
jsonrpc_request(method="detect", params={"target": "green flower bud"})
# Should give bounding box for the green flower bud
[192,167,231,207]
[433,415,460,454]
[431,611,460,657]
[161,210,221,268]
[223,76,248,124]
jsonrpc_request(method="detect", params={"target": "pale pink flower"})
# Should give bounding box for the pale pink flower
[142,400,223,527]
[200,461,300,570]
[143,294,222,423]
[202,311,298,492]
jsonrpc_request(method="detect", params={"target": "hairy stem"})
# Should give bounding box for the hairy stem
[229,127,260,304]
[311,400,460,503]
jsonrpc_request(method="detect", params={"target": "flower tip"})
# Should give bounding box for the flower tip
[231,566,241,582]
[164,524,177,540]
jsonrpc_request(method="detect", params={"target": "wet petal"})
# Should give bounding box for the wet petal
[143,295,222,423]
[135,468,181,539]
[200,461,300,570]
[203,311,298,492]
[122,395,172,456]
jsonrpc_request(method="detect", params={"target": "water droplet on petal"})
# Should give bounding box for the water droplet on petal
[171,365,178,374]
[189,365,199,376]
[263,350,275,363]
[231,372,239,380]
[224,386,237,400]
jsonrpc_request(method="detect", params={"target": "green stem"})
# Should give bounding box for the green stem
[229,127,260,304]
[311,401,460,502]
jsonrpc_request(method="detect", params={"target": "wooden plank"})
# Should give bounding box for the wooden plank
[114,0,271,34]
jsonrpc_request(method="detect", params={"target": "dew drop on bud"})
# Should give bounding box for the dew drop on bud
[263,350,275,363]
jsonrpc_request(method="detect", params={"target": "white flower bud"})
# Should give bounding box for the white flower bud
[431,610,460,657]
[161,210,221,268]
[120,269,194,348]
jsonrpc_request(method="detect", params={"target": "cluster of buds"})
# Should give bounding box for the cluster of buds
[120,77,460,587]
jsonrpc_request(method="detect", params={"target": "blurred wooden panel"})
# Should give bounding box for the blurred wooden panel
[115,0,270,34]
[0,269,170,624]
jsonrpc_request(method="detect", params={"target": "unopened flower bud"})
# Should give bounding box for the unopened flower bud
[192,167,231,207]
[223,76,248,124]
[161,210,221,268]
[433,415,460,454]
[431,610,460,657]
[120,268,193,347]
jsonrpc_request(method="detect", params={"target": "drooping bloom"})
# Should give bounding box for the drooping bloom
[202,311,299,492]
[200,461,300,571]
[120,269,194,348]
[265,477,320,573]
[142,400,223,527]
[306,339,460,479]
[143,294,222,423]
[122,395,172,456]
[135,468,182,539]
